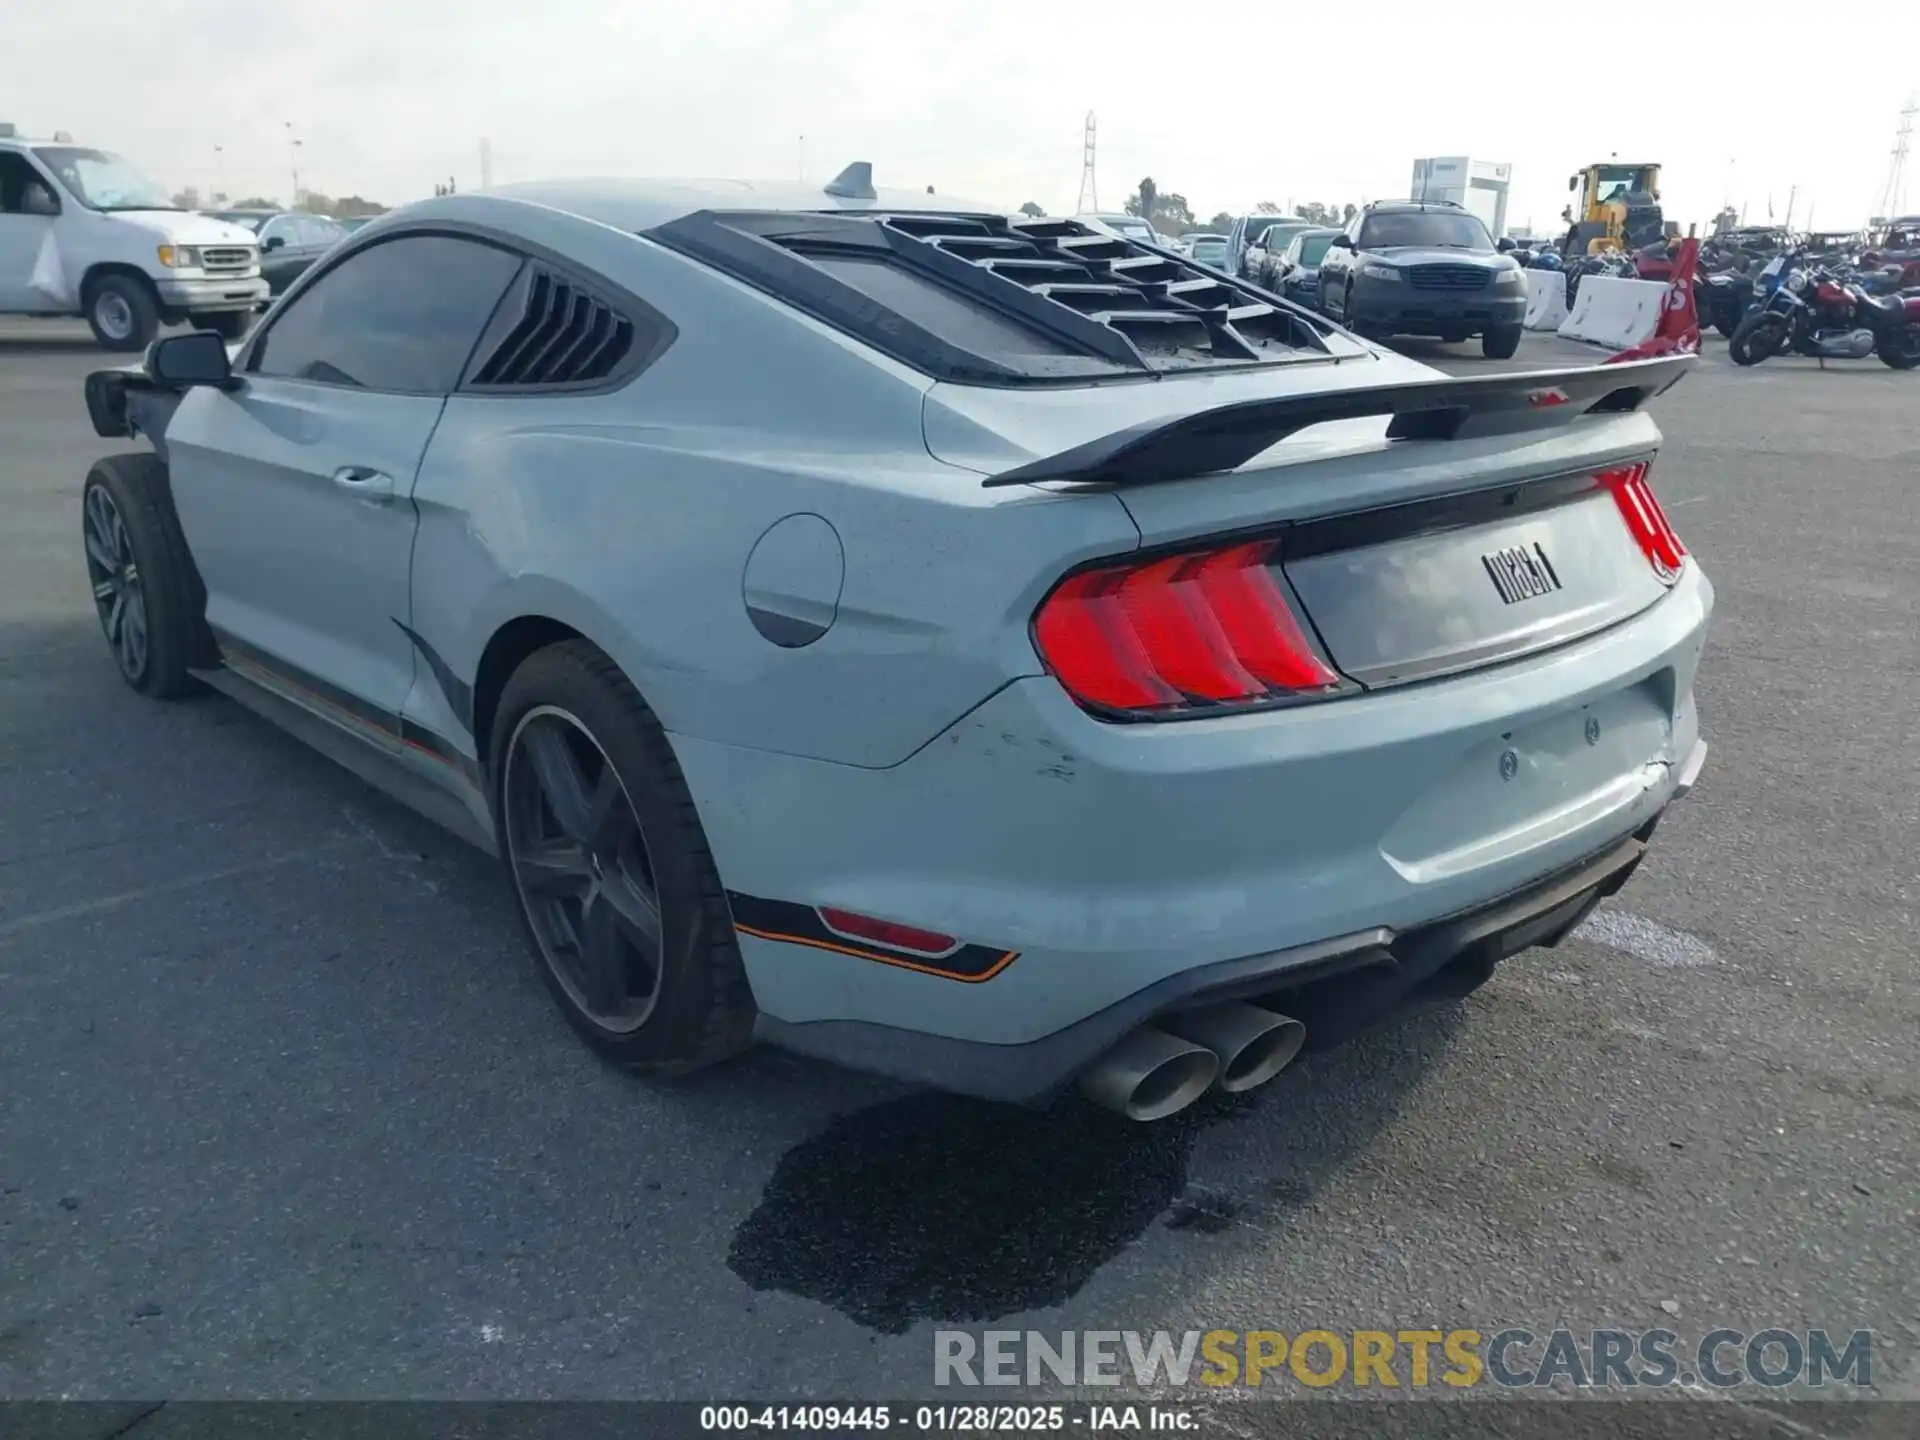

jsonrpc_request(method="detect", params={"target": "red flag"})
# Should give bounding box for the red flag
[1607,237,1701,363]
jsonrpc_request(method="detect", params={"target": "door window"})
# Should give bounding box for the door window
[249,234,522,393]
[0,152,60,216]
[296,216,343,246]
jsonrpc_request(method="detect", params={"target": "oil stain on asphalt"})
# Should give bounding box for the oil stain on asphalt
[728,974,1467,1334]
[727,1093,1256,1335]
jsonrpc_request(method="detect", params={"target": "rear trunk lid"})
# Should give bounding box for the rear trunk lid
[925,355,1690,691]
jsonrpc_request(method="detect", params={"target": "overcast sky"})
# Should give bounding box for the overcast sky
[8,0,1916,231]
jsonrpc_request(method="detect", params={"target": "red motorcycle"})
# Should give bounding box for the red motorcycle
[1729,261,1920,369]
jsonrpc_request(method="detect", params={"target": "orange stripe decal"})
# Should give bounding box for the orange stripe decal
[732,919,1019,983]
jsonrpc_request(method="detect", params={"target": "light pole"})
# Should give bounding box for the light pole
[798,134,805,182]
[213,145,225,203]
[285,122,303,207]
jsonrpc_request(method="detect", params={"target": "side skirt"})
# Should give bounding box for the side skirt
[192,661,498,857]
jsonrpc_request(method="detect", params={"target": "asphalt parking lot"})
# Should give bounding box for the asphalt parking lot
[2,317,1917,1426]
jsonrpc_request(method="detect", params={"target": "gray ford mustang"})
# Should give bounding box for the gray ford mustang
[80,163,1712,1121]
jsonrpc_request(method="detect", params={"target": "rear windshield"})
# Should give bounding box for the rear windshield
[1359,211,1493,250]
[647,209,1338,385]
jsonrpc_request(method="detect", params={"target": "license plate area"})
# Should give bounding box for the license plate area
[1380,676,1675,882]
[1283,490,1670,688]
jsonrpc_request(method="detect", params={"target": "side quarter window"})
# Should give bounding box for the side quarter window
[0,152,60,215]
[249,234,523,393]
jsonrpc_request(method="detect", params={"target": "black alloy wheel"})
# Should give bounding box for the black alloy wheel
[83,484,149,684]
[502,705,666,1033]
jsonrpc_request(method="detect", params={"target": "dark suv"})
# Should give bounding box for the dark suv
[1317,201,1526,358]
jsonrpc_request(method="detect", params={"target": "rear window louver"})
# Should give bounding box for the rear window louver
[469,268,634,387]
[645,209,1339,384]
[843,214,1317,367]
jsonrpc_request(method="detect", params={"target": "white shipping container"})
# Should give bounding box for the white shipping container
[1411,156,1512,239]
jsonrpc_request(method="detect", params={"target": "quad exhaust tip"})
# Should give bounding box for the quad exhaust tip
[1076,1026,1218,1123]
[1077,1004,1307,1122]
[1161,1002,1306,1094]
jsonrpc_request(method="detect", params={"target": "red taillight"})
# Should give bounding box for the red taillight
[818,908,957,956]
[1601,463,1687,583]
[1032,539,1339,715]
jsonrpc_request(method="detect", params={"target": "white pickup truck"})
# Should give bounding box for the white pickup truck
[0,124,266,350]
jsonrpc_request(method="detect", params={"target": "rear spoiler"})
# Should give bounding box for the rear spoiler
[981,353,1693,489]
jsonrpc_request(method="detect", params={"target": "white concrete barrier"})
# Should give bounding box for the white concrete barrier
[1523,270,1567,330]
[1557,276,1668,350]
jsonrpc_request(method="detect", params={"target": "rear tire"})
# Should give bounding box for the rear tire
[1876,328,1920,369]
[81,454,207,698]
[85,274,160,352]
[1482,324,1523,359]
[490,640,756,1074]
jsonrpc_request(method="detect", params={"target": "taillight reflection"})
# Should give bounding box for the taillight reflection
[1601,463,1687,583]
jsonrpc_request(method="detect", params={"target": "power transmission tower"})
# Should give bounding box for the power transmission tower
[1075,112,1098,214]
[480,138,494,189]
[1874,94,1915,221]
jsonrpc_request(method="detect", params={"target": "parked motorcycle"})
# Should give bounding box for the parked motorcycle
[1698,272,1750,337]
[1564,251,1636,310]
[1729,260,1920,368]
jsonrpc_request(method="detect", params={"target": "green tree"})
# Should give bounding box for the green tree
[170,186,201,210]
[1343,203,1358,224]
[331,195,388,219]
[297,191,336,216]
[1206,210,1234,233]
[1019,200,1046,217]
[1255,199,1282,214]
[231,196,279,209]
[1124,176,1159,222]
[1155,192,1195,229]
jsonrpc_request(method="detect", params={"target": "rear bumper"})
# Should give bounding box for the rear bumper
[675,562,1712,1100]
[755,811,1677,1101]
[154,275,268,312]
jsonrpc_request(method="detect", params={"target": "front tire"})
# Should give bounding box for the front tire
[491,640,755,1073]
[188,310,249,340]
[1729,310,1787,366]
[81,455,206,698]
[84,274,160,352]
[1481,324,1523,359]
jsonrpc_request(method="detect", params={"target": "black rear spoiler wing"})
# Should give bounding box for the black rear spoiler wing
[981,354,1693,489]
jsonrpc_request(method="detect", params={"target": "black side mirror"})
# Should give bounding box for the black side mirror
[147,331,238,390]
[262,234,285,251]
[1330,234,1354,249]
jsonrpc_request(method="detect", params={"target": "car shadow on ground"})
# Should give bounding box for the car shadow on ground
[719,984,1471,1334]
[0,337,110,359]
